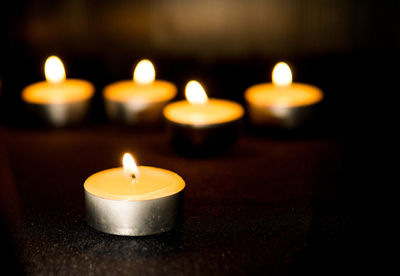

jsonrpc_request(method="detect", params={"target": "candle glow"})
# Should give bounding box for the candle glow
[44,56,66,84]
[123,153,139,182]
[272,62,292,87]
[134,59,156,85]
[185,80,208,105]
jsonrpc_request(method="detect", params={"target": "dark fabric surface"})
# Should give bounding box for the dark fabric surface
[0,123,362,275]
[0,1,388,272]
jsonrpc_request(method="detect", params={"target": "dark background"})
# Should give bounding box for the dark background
[0,0,391,274]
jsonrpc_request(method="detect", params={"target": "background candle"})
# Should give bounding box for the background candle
[244,62,323,129]
[103,59,177,125]
[21,56,94,127]
[84,153,185,236]
[163,81,244,155]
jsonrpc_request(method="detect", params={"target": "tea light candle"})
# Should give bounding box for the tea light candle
[163,81,244,155]
[21,56,94,127]
[245,62,323,129]
[103,59,177,125]
[84,153,185,236]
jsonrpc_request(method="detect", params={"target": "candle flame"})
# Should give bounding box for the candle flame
[133,59,155,84]
[45,56,66,84]
[122,153,139,182]
[272,62,292,87]
[185,80,208,105]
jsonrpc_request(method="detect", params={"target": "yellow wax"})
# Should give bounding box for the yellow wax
[103,80,177,103]
[84,166,185,201]
[22,79,94,104]
[163,99,244,125]
[245,83,323,107]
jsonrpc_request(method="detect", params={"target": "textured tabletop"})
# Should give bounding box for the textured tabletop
[0,123,362,275]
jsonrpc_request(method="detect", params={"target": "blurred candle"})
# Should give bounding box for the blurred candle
[163,80,244,155]
[21,56,94,127]
[244,62,323,129]
[84,153,185,236]
[103,59,177,125]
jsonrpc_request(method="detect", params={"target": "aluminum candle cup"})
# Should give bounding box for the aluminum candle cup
[164,113,243,155]
[103,60,177,126]
[244,62,323,129]
[245,83,323,129]
[163,81,244,155]
[21,56,94,127]
[85,189,184,236]
[103,80,176,125]
[22,81,94,127]
[84,158,185,236]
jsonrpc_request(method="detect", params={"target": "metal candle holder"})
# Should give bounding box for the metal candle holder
[245,102,321,129]
[25,99,92,127]
[165,119,242,156]
[104,99,171,126]
[85,189,184,236]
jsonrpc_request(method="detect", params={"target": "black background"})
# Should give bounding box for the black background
[0,0,391,274]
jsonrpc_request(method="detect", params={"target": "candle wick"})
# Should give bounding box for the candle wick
[130,173,137,184]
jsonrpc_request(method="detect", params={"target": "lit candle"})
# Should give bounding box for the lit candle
[103,59,177,125]
[84,153,185,236]
[244,62,323,129]
[22,56,95,127]
[163,81,244,155]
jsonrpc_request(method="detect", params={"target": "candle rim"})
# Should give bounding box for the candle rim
[84,165,185,201]
[22,79,95,104]
[244,82,323,107]
[163,98,244,126]
[103,79,177,103]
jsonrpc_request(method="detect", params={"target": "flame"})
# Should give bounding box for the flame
[45,56,66,83]
[133,59,155,84]
[185,80,208,105]
[122,153,139,182]
[272,62,292,87]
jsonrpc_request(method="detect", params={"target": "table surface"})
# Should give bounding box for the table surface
[0,121,365,275]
